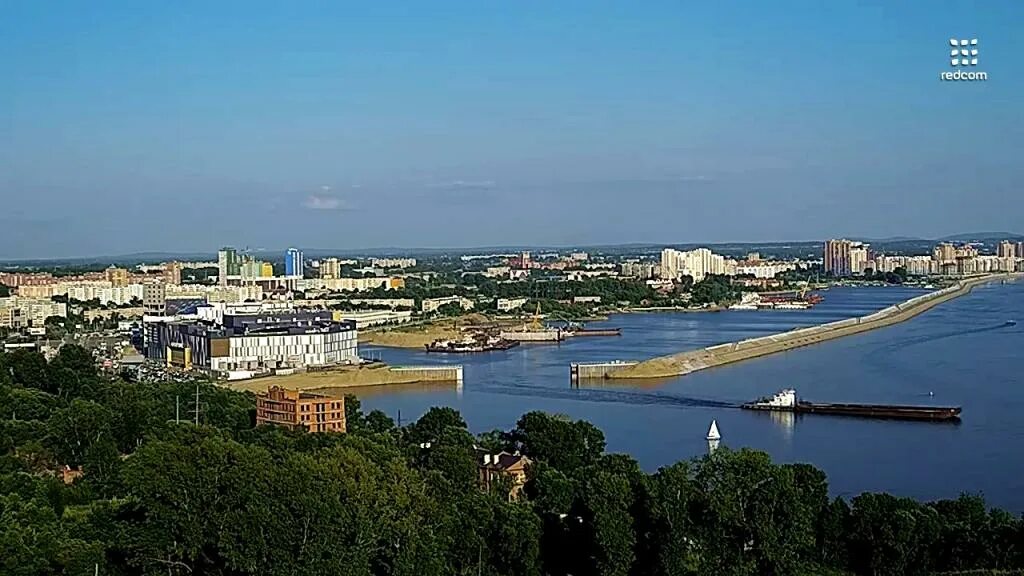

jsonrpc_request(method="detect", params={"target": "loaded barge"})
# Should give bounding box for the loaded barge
[741,389,961,422]
[425,336,519,353]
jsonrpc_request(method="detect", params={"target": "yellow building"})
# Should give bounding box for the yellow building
[261,262,274,277]
[105,266,130,287]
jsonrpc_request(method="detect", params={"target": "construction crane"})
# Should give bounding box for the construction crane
[529,302,544,330]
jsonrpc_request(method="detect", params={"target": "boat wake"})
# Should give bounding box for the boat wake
[476,380,741,410]
[876,321,1016,354]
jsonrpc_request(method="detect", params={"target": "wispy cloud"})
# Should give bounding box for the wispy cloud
[300,185,353,211]
[302,194,344,210]
[426,180,497,191]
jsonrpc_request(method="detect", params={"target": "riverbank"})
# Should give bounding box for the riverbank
[225,363,463,393]
[610,274,1017,379]
[359,313,499,349]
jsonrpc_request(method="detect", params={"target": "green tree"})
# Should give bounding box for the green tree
[575,470,636,576]
[407,406,468,445]
[46,399,113,466]
[847,492,940,576]
[6,349,50,392]
[506,411,605,472]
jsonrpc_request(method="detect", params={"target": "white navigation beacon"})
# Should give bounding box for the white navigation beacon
[706,419,721,441]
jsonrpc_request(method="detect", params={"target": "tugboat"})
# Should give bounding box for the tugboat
[742,389,961,422]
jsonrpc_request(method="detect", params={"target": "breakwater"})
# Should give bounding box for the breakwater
[606,274,1015,379]
[228,364,464,393]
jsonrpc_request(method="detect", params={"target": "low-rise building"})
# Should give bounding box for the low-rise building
[572,296,601,304]
[256,386,346,433]
[496,297,529,312]
[422,296,475,313]
[370,257,417,269]
[484,266,511,278]
[477,451,532,501]
[332,309,413,327]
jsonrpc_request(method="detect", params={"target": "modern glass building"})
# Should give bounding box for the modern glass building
[285,247,304,277]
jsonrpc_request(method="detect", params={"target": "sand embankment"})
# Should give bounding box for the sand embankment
[226,364,462,393]
[359,314,524,348]
[610,274,1016,379]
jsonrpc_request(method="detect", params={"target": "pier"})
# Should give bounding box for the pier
[570,361,638,385]
[575,273,1020,380]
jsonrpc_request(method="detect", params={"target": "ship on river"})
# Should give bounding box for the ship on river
[742,389,961,422]
[425,335,519,353]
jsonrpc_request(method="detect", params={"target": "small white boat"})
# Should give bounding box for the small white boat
[706,419,721,441]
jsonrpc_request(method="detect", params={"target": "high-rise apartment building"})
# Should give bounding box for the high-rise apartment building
[163,261,183,285]
[217,247,240,286]
[997,240,1017,259]
[932,243,957,265]
[320,257,342,279]
[142,282,167,315]
[285,248,304,277]
[823,239,869,277]
[105,266,130,287]
[823,239,851,276]
[660,247,729,282]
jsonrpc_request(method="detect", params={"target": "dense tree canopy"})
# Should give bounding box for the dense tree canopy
[2,347,1023,575]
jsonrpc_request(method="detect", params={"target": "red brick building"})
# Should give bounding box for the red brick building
[255,386,346,433]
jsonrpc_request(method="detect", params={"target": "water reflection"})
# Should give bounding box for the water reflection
[769,410,795,441]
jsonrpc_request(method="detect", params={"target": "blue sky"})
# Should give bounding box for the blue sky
[1,1,1022,258]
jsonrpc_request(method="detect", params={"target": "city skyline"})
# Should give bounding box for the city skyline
[2,2,1023,258]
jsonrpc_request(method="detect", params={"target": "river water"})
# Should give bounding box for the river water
[354,282,1024,511]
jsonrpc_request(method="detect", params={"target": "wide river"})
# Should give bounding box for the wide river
[355,282,1024,511]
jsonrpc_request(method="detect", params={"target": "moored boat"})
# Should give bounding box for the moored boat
[425,335,519,353]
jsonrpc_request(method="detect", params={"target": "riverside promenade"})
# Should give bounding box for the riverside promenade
[605,274,1018,380]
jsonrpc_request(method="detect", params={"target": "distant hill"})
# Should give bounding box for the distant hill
[939,232,1024,242]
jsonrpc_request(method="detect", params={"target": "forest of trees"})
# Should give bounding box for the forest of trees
[2,346,1023,575]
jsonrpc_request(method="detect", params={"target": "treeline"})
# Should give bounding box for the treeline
[2,347,1024,575]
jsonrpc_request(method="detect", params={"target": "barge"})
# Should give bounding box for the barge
[570,327,622,337]
[741,389,961,422]
[425,336,519,353]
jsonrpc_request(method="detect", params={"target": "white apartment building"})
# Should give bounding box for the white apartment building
[65,282,145,305]
[332,309,413,327]
[734,261,799,279]
[660,248,735,282]
[300,277,402,292]
[371,257,417,269]
[497,297,529,312]
[0,297,67,329]
[422,296,475,313]
[165,284,264,303]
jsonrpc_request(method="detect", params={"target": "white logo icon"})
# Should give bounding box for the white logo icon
[950,38,978,67]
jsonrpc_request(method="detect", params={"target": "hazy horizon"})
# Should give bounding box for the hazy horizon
[3,2,1022,259]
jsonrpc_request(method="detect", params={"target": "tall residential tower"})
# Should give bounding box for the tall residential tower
[285,248,304,277]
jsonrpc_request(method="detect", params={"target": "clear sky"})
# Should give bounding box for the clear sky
[1,1,1022,258]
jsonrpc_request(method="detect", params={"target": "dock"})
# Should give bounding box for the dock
[602,273,1017,379]
[570,361,638,385]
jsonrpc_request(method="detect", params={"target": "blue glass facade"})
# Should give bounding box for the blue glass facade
[285,248,303,277]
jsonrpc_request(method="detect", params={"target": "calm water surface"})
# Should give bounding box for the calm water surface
[353,283,1024,511]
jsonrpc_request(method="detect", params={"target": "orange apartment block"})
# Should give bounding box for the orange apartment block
[255,386,347,433]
